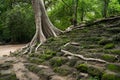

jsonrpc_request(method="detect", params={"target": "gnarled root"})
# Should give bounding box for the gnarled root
[61,49,108,63]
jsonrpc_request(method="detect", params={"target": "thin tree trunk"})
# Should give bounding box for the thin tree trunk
[103,0,109,18]
[73,0,78,26]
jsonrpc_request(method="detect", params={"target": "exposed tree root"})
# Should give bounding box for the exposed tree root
[65,16,120,32]
[61,49,108,63]
[107,22,120,27]
[66,16,120,30]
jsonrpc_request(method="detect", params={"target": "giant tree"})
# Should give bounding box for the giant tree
[21,0,62,53]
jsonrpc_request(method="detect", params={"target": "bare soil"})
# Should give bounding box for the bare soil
[0,44,26,57]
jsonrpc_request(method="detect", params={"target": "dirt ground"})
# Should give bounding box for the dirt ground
[0,44,26,57]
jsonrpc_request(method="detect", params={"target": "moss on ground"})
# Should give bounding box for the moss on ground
[104,43,115,49]
[49,57,67,67]
[53,65,72,76]
[106,64,120,72]
[0,74,18,80]
[102,73,120,80]
[76,63,88,73]
[98,38,112,45]
[101,54,116,62]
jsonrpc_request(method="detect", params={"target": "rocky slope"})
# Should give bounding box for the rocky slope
[0,16,120,80]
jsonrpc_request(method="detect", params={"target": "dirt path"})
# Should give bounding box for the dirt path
[0,44,26,57]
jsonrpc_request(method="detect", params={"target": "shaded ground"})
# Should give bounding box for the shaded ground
[0,44,26,57]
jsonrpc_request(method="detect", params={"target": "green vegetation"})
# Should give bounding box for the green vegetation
[0,0,120,43]
[53,66,71,76]
[102,73,120,80]
[98,39,112,45]
[50,57,67,67]
[104,43,115,49]
[76,63,88,73]
[110,50,120,55]
[0,74,18,80]
[106,64,120,72]
[101,54,116,62]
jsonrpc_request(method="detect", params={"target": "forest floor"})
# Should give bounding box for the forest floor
[0,16,120,80]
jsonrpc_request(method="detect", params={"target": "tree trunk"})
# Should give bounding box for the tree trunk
[103,0,109,18]
[73,0,78,26]
[21,0,62,53]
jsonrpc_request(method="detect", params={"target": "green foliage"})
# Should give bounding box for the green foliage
[0,2,35,43]
[104,43,115,49]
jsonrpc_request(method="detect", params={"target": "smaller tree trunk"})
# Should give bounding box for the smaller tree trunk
[73,0,78,26]
[103,0,109,18]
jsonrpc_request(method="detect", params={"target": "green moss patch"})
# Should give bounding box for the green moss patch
[76,63,88,73]
[104,43,115,49]
[0,74,18,80]
[106,64,120,72]
[98,39,112,45]
[102,73,120,80]
[28,57,44,64]
[87,66,103,77]
[53,65,71,76]
[112,33,120,42]
[101,54,116,62]
[50,57,67,67]
[110,50,120,55]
